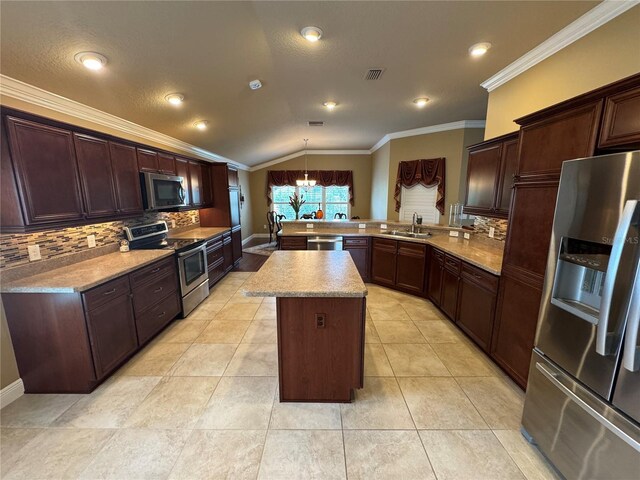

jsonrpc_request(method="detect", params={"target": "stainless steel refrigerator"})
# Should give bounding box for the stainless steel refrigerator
[522,151,640,480]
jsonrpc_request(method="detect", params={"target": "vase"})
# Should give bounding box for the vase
[295,212,299,220]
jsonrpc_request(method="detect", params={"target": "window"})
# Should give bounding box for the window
[398,184,440,224]
[271,185,350,219]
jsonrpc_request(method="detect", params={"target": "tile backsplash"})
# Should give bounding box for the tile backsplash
[473,216,508,241]
[0,211,199,270]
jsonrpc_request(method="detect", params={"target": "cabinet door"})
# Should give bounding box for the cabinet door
[109,142,143,215]
[231,226,243,263]
[157,153,176,175]
[441,268,460,320]
[465,143,502,214]
[228,168,239,187]
[137,148,159,173]
[395,241,427,295]
[85,292,138,379]
[223,236,233,272]
[73,133,118,218]
[345,248,370,282]
[5,117,85,224]
[280,236,307,250]
[495,138,519,215]
[598,85,640,149]
[457,276,496,352]
[201,164,213,207]
[175,158,191,205]
[189,161,203,206]
[427,249,444,305]
[371,238,397,287]
[229,188,241,227]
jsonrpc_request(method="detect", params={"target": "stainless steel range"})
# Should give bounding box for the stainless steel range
[124,221,209,317]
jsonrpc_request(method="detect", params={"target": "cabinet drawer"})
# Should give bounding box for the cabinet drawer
[207,244,223,267]
[432,248,445,264]
[461,262,498,293]
[130,257,175,289]
[208,257,226,287]
[135,292,181,345]
[206,235,224,248]
[83,276,131,311]
[280,236,307,250]
[132,271,178,315]
[444,254,461,274]
[398,240,427,257]
[372,237,397,252]
[344,237,369,247]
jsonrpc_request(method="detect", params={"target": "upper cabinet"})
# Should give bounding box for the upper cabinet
[109,142,143,216]
[157,153,177,175]
[464,132,518,218]
[136,148,159,173]
[188,160,203,206]
[598,85,640,149]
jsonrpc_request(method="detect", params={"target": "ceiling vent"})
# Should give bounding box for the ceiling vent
[307,121,324,127]
[364,68,385,80]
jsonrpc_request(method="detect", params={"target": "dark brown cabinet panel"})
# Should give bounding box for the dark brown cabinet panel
[465,143,502,214]
[371,238,397,287]
[85,291,138,379]
[395,241,427,295]
[280,236,307,250]
[201,164,213,207]
[109,142,143,215]
[457,264,498,352]
[157,153,176,175]
[135,293,181,345]
[343,237,370,282]
[441,255,461,320]
[598,85,640,149]
[132,271,178,315]
[231,226,243,264]
[175,157,191,205]
[495,138,519,214]
[228,168,239,187]
[137,148,159,173]
[73,133,118,218]
[189,160,203,206]
[223,235,233,273]
[427,248,444,304]
[5,116,85,224]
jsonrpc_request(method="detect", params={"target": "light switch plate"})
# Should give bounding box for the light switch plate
[449,231,459,237]
[381,224,387,230]
[306,224,314,229]
[489,227,495,238]
[28,245,41,261]
[87,235,96,248]
[358,223,366,229]
[463,232,471,240]
[171,220,176,228]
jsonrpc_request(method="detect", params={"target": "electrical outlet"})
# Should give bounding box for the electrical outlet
[191,215,197,224]
[358,223,366,229]
[449,231,459,237]
[489,226,495,238]
[28,245,41,261]
[87,235,96,248]
[306,224,314,229]
[463,232,471,240]
[381,223,387,230]
[263,224,267,230]
[171,220,176,228]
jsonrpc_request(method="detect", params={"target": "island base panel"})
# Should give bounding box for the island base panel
[276,296,366,402]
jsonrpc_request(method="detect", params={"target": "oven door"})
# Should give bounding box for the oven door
[178,245,208,296]
[143,172,187,210]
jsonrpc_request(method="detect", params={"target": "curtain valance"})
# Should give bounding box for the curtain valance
[266,170,354,205]
[394,158,446,214]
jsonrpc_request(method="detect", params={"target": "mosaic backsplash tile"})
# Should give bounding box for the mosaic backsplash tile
[473,216,508,241]
[0,211,199,270]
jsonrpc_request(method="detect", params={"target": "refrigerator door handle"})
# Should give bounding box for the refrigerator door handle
[597,199,638,356]
[536,362,640,453]
[622,260,640,372]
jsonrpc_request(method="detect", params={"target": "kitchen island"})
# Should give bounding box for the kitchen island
[242,250,367,402]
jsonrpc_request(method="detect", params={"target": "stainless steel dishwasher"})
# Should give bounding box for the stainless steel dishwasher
[307,236,343,250]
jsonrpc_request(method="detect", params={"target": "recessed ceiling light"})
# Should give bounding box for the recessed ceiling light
[469,42,492,57]
[413,97,430,108]
[194,120,209,130]
[301,26,323,42]
[74,52,107,71]
[165,93,184,105]
[323,101,337,110]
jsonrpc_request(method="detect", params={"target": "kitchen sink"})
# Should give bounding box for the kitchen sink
[381,230,432,239]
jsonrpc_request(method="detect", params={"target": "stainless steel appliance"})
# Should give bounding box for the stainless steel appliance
[140,172,187,210]
[522,151,640,480]
[124,221,209,317]
[307,236,343,250]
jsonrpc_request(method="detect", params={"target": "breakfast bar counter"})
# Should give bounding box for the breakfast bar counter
[243,251,368,402]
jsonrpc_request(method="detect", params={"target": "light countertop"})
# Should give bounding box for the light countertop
[1,250,174,294]
[242,251,368,298]
[168,226,231,241]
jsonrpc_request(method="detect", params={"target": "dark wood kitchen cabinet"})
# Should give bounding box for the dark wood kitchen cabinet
[598,85,640,149]
[371,238,397,287]
[395,241,427,295]
[73,133,119,219]
[280,236,308,250]
[157,152,177,175]
[188,160,204,206]
[456,263,498,352]
[441,254,461,320]
[427,248,444,304]
[223,232,234,273]
[206,234,226,287]
[231,226,243,265]
[136,148,159,173]
[109,142,144,215]
[343,237,371,282]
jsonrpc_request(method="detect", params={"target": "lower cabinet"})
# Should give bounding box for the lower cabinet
[457,263,498,352]
[427,248,444,303]
[441,255,461,319]
[343,237,370,282]
[395,241,427,295]
[206,234,226,287]
[280,236,308,250]
[223,233,233,272]
[371,238,397,287]
[231,226,242,264]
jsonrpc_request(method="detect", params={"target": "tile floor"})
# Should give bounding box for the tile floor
[0,274,560,480]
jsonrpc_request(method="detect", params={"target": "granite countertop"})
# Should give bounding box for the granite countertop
[1,250,174,294]
[279,228,504,275]
[168,226,231,241]
[242,251,368,298]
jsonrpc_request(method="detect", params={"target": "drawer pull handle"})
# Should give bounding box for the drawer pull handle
[157,311,166,318]
[151,267,161,273]
[103,288,117,296]
[473,273,482,278]
[154,287,164,293]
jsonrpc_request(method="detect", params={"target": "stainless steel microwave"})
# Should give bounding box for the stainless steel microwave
[140,172,187,210]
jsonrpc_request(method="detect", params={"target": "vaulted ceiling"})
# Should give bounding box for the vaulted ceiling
[1,1,598,166]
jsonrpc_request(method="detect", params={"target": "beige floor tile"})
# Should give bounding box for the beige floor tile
[216,302,261,320]
[196,319,251,343]
[242,320,277,343]
[187,301,226,320]
[205,289,235,304]
[254,303,277,320]
[169,430,266,480]
[431,342,498,376]
[261,296,277,304]
[365,319,381,343]
[155,320,208,343]
[258,429,346,480]
[419,430,524,480]
[196,376,276,429]
[217,276,247,288]
[270,401,341,429]
[383,343,450,376]
[0,394,81,427]
[225,343,278,376]
[493,430,561,480]
[415,320,464,343]
[364,344,394,376]
[373,319,426,344]
[398,377,487,429]
[2,428,114,480]
[53,376,161,428]
[228,292,264,304]
[456,376,525,429]
[341,377,415,429]
[227,272,253,279]
[170,343,237,376]
[0,428,44,476]
[368,303,411,321]
[79,428,190,479]
[403,303,446,321]
[344,430,435,480]
[125,376,218,429]
[118,342,190,376]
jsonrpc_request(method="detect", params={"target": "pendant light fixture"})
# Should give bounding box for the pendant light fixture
[296,139,316,188]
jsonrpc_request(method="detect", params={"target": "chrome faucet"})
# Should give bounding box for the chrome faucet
[412,212,418,233]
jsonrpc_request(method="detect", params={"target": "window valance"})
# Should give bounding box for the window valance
[394,158,446,214]
[267,170,354,205]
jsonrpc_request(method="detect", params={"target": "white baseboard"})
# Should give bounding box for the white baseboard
[0,379,24,409]
[242,233,269,246]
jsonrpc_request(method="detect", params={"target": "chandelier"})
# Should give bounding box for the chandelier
[296,139,316,188]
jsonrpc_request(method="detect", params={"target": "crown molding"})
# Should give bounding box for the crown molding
[481,0,639,92]
[249,149,371,172]
[0,75,249,170]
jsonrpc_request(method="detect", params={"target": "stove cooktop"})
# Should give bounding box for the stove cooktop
[129,237,207,252]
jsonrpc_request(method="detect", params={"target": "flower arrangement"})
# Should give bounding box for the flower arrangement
[289,192,305,220]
